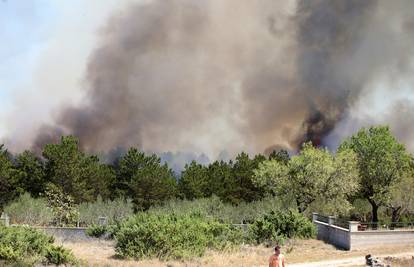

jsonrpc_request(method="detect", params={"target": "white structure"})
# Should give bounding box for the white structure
[313,213,414,250]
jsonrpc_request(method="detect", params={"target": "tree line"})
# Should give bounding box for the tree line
[1,125,413,223]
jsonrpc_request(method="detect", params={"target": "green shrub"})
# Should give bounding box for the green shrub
[86,224,107,238]
[79,196,133,225]
[0,225,52,262]
[45,245,76,265]
[115,212,244,260]
[249,210,316,245]
[0,225,76,265]
[149,195,291,224]
[45,184,80,227]
[3,193,53,226]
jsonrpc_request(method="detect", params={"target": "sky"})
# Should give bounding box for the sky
[0,0,139,147]
[1,0,414,158]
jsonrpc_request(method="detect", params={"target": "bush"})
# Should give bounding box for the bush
[86,224,107,238]
[79,196,133,226]
[0,225,52,262]
[3,193,53,226]
[44,184,79,227]
[249,210,316,245]
[45,245,76,265]
[0,225,76,265]
[115,212,244,260]
[148,195,291,224]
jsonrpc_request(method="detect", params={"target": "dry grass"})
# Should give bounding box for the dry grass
[60,239,414,267]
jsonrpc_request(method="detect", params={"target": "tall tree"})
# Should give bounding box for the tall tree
[339,126,412,223]
[0,145,16,208]
[386,164,414,223]
[118,148,177,210]
[206,160,234,201]
[14,151,46,197]
[43,136,114,203]
[253,143,359,214]
[231,153,266,204]
[179,161,209,200]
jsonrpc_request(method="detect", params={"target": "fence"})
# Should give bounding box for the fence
[313,213,414,250]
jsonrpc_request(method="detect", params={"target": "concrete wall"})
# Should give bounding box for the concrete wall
[315,221,350,250]
[351,230,414,250]
[313,213,414,250]
[35,227,91,242]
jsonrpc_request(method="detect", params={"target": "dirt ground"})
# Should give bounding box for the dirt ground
[60,239,414,267]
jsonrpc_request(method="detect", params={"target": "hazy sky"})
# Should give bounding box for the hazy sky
[1,0,414,157]
[0,0,140,146]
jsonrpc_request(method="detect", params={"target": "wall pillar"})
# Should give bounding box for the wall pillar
[328,216,336,225]
[0,213,10,227]
[312,212,318,223]
[349,221,359,232]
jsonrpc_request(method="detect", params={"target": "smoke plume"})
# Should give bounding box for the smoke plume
[28,0,414,157]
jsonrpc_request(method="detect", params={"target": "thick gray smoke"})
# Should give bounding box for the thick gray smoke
[32,0,414,156]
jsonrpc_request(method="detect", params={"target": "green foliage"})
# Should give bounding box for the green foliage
[339,125,413,222]
[86,224,107,238]
[268,149,290,164]
[179,161,209,200]
[0,224,75,265]
[118,148,178,211]
[42,136,114,203]
[45,183,79,226]
[3,192,53,225]
[205,160,233,201]
[248,210,316,245]
[149,195,292,224]
[387,168,414,222]
[45,245,76,265]
[254,143,359,214]
[349,198,372,221]
[205,153,266,205]
[78,196,133,225]
[14,151,46,197]
[0,145,18,209]
[230,153,266,203]
[115,212,244,260]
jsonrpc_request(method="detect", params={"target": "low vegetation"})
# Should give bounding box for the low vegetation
[115,212,245,260]
[3,192,53,225]
[249,210,316,245]
[109,203,316,260]
[78,196,133,225]
[0,225,77,266]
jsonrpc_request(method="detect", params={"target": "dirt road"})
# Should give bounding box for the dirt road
[61,239,414,267]
[289,251,414,267]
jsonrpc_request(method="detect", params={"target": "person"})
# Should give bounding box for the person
[269,245,285,267]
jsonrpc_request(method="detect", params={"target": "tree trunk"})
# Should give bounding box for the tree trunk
[372,204,379,223]
[390,206,402,229]
[296,199,305,213]
[368,198,379,228]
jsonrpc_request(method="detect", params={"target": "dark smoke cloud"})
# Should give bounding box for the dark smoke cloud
[30,0,414,157]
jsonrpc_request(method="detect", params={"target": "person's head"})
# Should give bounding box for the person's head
[274,245,281,255]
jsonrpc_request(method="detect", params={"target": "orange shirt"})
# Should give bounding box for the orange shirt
[269,254,285,267]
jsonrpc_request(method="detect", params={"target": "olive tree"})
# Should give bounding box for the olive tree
[253,143,359,214]
[339,126,412,223]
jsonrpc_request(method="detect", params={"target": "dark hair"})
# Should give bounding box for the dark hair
[274,245,281,251]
